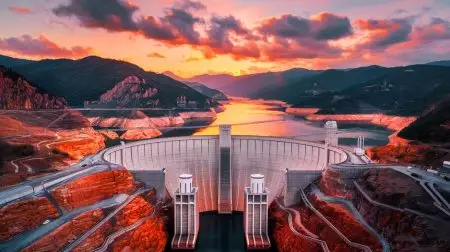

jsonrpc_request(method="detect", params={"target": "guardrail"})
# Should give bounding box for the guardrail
[0,161,114,206]
[353,181,441,220]
[300,190,372,252]
[63,188,148,252]
[94,201,166,252]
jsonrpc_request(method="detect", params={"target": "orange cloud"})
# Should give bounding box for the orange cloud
[8,6,32,14]
[354,18,413,49]
[147,52,166,58]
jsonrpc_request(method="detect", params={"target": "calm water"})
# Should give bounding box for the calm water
[194,99,392,147]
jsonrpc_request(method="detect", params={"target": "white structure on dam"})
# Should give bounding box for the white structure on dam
[172,173,198,250]
[244,174,270,249]
[102,123,348,213]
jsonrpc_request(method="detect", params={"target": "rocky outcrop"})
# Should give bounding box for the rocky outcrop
[318,169,349,198]
[285,107,320,116]
[367,141,447,167]
[99,130,119,140]
[120,129,162,140]
[349,168,450,251]
[88,109,217,140]
[0,197,60,241]
[309,195,382,251]
[358,169,441,215]
[0,66,67,109]
[73,221,113,252]
[270,203,323,251]
[52,128,106,160]
[292,203,359,251]
[50,170,135,211]
[114,196,153,229]
[98,76,159,108]
[0,109,106,186]
[179,110,217,124]
[305,113,416,131]
[23,209,104,252]
[111,217,167,252]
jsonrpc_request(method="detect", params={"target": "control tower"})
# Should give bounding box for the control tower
[172,174,198,250]
[244,174,271,249]
[325,121,338,146]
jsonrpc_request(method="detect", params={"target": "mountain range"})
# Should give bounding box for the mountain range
[169,60,450,116]
[2,54,450,117]
[0,55,213,108]
[292,65,450,116]
[166,68,321,98]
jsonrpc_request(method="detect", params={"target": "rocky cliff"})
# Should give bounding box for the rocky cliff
[111,217,167,252]
[73,189,166,252]
[285,107,319,116]
[97,76,159,108]
[0,66,66,109]
[87,109,217,140]
[367,141,447,167]
[73,220,113,252]
[0,197,60,241]
[0,111,106,187]
[305,113,416,131]
[50,170,135,211]
[23,209,104,252]
[0,68,106,186]
[270,203,324,251]
[351,169,450,251]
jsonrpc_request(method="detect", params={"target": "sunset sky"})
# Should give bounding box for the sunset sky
[1,0,450,77]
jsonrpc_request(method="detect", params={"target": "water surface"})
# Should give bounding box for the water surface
[194,99,392,147]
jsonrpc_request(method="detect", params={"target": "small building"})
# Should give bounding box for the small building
[244,174,271,249]
[188,100,198,108]
[177,96,187,108]
[172,173,198,250]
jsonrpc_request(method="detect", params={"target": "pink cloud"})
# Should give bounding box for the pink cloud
[0,35,93,58]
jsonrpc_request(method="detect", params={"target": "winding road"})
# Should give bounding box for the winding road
[275,199,330,252]
[311,186,390,252]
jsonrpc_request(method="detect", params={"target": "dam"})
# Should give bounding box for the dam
[100,123,348,249]
[102,125,347,213]
[1,122,364,251]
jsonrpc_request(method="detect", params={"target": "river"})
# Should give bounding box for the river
[193,99,392,147]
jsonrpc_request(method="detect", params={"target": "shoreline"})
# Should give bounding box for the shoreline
[90,106,222,141]
[286,107,416,132]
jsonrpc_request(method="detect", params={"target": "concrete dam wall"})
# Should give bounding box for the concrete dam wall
[102,135,347,212]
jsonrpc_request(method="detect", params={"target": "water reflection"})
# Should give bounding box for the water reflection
[194,100,392,147]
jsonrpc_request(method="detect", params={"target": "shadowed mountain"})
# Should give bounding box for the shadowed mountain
[398,95,450,143]
[185,82,228,100]
[260,65,391,104]
[293,65,450,116]
[162,72,227,100]
[426,60,450,67]
[0,66,67,109]
[1,55,211,107]
[0,55,34,68]
[171,68,321,98]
